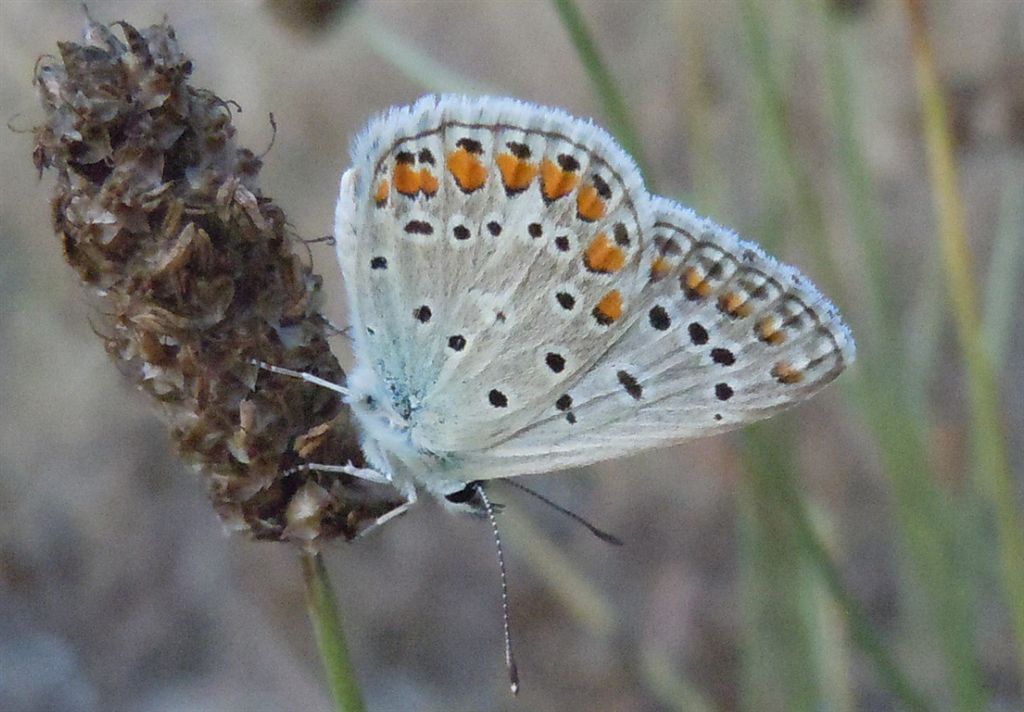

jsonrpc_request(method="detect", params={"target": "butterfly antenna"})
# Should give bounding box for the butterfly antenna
[475,483,520,695]
[500,479,623,546]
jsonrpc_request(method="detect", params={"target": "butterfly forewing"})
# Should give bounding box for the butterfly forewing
[337,96,653,452]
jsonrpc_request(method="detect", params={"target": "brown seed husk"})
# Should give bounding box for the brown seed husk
[32,16,401,545]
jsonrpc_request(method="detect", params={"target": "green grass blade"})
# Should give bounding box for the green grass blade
[739,0,976,707]
[639,645,720,712]
[670,0,732,217]
[821,1,992,706]
[784,477,932,711]
[501,509,617,638]
[550,0,650,178]
[738,423,824,712]
[981,160,1024,365]
[352,12,497,94]
[903,246,945,417]
[502,505,718,704]
[903,0,1024,680]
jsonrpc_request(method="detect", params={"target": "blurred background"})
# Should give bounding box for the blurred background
[1,1,1022,710]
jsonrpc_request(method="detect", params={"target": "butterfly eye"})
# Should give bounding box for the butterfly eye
[364,395,376,407]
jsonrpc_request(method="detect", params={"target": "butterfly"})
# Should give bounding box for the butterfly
[310,94,854,522]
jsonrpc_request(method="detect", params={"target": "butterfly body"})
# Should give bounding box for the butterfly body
[332,95,855,506]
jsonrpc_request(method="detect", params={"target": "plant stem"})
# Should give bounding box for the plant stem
[735,1,945,706]
[903,0,1024,682]
[550,0,651,179]
[300,550,365,712]
[781,478,932,712]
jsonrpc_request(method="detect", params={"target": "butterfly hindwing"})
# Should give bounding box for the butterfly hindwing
[447,198,855,480]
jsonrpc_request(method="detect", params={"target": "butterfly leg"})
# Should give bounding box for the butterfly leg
[288,461,416,538]
[287,461,391,484]
[352,489,418,540]
[251,360,351,398]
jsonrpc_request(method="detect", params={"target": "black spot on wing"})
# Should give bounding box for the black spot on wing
[617,370,643,400]
[545,352,566,373]
[688,322,709,345]
[448,335,466,351]
[404,220,433,235]
[649,305,670,330]
[413,305,432,323]
[711,348,736,366]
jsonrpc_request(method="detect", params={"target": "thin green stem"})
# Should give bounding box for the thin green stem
[501,504,718,705]
[300,551,365,712]
[352,12,498,94]
[738,424,823,712]
[735,0,833,280]
[672,0,731,218]
[981,160,1024,366]
[781,479,932,712]
[816,7,982,706]
[550,0,651,179]
[737,1,955,707]
[903,0,1024,681]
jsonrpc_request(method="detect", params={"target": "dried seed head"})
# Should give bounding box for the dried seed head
[32,17,400,545]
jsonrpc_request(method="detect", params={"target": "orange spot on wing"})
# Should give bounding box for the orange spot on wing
[393,162,421,196]
[771,361,803,384]
[576,184,607,222]
[756,317,786,344]
[650,256,671,281]
[682,266,712,299]
[447,147,488,192]
[718,291,753,318]
[583,233,626,273]
[496,153,538,193]
[418,168,438,196]
[593,290,623,325]
[540,159,578,201]
[373,180,389,206]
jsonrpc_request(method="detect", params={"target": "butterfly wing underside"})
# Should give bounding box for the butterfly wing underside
[335,96,854,482]
[460,197,856,477]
